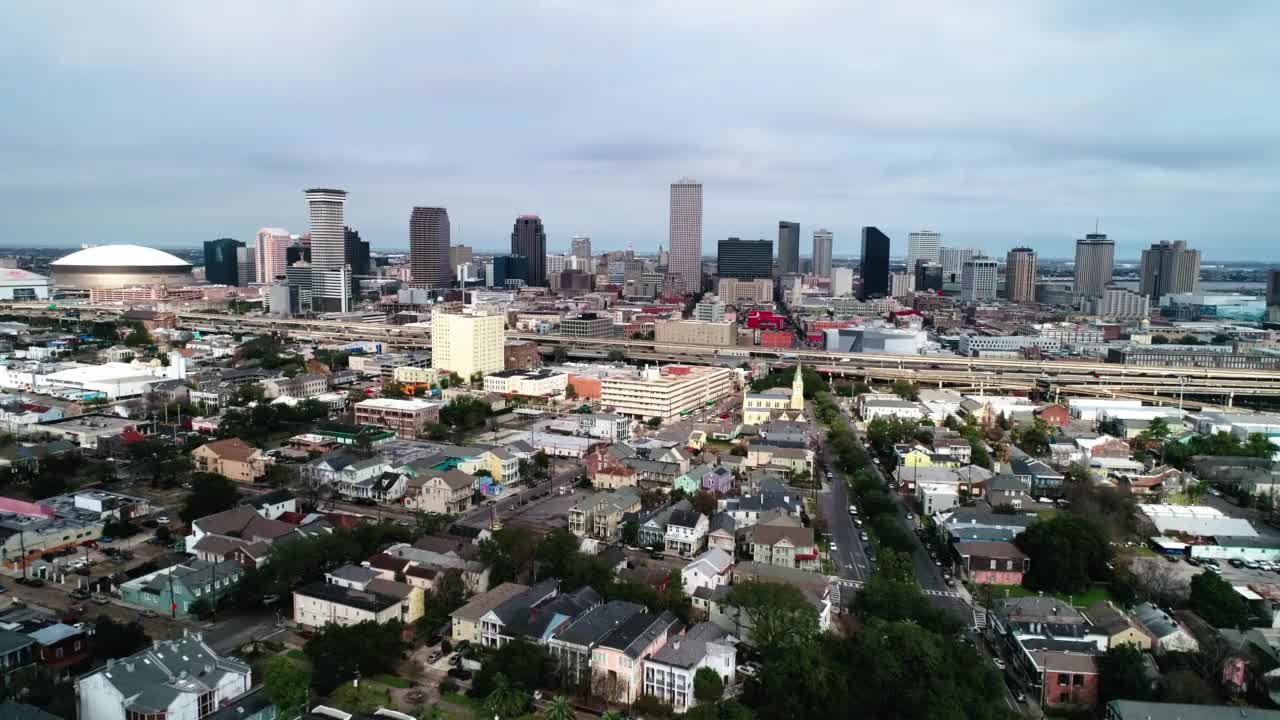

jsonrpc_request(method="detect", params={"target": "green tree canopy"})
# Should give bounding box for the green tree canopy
[1015,513,1112,594]
[1189,571,1250,628]
[180,473,241,523]
[1098,643,1155,705]
[693,667,725,704]
[723,581,818,657]
[263,656,312,720]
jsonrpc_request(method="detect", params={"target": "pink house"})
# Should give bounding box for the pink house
[956,541,1029,586]
[591,611,681,704]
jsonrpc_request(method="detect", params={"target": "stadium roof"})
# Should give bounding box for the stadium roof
[51,245,190,268]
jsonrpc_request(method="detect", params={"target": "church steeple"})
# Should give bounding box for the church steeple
[790,360,805,410]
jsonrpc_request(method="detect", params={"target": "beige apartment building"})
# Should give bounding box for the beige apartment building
[431,306,505,379]
[717,278,774,304]
[654,319,735,347]
[191,438,271,484]
[354,398,442,439]
[600,365,736,422]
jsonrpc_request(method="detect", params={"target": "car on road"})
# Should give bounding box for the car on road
[1205,564,1222,574]
[854,518,863,527]
[829,543,837,552]
[91,593,110,605]
[157,516,169,524]
[859,532,869,542]
[140,609,158,618]
[1247,560,1262,570]
[993,658,1006,671]
[1013,691,1026,703]
[428,651,442,663]
[848,505,858,515]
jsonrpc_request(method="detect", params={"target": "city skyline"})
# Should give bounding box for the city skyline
[5,5,1278,260]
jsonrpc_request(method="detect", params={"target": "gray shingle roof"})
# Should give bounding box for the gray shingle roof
[648,622,731,668]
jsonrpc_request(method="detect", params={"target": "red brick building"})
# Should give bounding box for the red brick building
[1089,436,1132,459]
[955,541,1029,586]
[504,340,542,370]
[1036,404,1071,428]
[758,330,795,348]
[1033,652,1099,708]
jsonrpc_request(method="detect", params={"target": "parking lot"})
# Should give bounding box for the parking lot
[1132,553,1280,591]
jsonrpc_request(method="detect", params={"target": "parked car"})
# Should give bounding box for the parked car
[1229,559,1246,568]
[860,532,869,542]
[1205,564,1222,574]
[736,663,758,679]
[140,609,158,618]
[993,658,1007,671]
[156,516,169,524]
[1164,554,1180,564]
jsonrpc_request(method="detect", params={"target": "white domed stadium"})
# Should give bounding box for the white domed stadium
[51,245,194,290]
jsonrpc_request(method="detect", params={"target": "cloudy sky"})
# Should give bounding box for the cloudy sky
[3,2,1278,260]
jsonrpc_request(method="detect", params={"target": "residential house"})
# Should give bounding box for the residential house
[191,438,271,484]
[1030,651,1099,709]
[634,500,691,548]
[118,559,244,618]
[28,623,91,673]
[718,480,803,528]
[479,580,601,648]
[1131,602,1199,654]
[335,458,391,501]
[569,489,642,541]
[1106,701,1280,720]
[706,513,736,554]
[665,510,709,558]
[681,548,734,597]
[745,443,814,479]
[293,564,424,627]
[240,489,297,521]
[403,469,474,515]
[1011,455,1066,498]
[626,457,683,491]
[592,611,681,704]
[595,466,638,490]
[749,513,818,571]
[185,505,326,567]
[451,582,530,644]
[548,601,647,689]
[302,451,358,487]
[709,562,832,643]
[0,630,33,674]
[75,631,251,720]
[955,541,1029,586]
[673,465,711,496]
[643,623,737,713]
[942,504,1038,543]
[1037,404,1072,429]
[384,542,491,594]
[1083,602,1153,650]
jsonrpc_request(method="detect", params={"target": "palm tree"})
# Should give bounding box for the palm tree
[600,712,625,720]
[484,673,527,720]
[542,695,574,720]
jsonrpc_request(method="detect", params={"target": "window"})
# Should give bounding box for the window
[1058,673,1069,685]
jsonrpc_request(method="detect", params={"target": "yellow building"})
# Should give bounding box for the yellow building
[743,362,805,425]
[431,306,505,380]
[393,366,440,384]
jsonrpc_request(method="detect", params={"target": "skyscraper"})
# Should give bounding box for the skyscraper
[511,215,548,287]
[831,267,854,297]
[1073,232,1115,301]
[1139,240,1200,299]
[812,229,833,278]
[571,235,592,260]
[858,227,890,299]
[1005,247,1038,304]
[203,238,242,285]
[410,207,451,287]
[255,228,290,283]
[777,221,800,275]
[235,245,256,288]
[939,247,976,285]
[907,230,942,270]
[961,255,998,303]
[914,261,943,292]
[344,227,370,277]
[449,245,474,280]
[668,178,703,294]
[305,188,350,312]
[717,238,774,280]
[1267,270,1280,323]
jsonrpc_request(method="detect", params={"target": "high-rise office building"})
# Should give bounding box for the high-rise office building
[235,246,256,288]
[255,228,291,283]
[906,230,942,270]
[777,221,800,275]
[1267,270,1280,323]
[344,227,370,277]
[511,215,548,287]
[939,247,976,285]
[571,235,592,260]
[203,238,242,286]
[1139,240,1200,299]
[1073,233,1115,301]
[668,178,703,294]
[410,207,451,287]
[431,307,505,379]
[490,255,529,288]
[717,238,773,280]
[286,245,311,266]
[961,255,998,303]
[831,267,854,297]
[914,261,943,293]
[305,188,350,312]
[812,229,833,278]
[858,227,891,299]
[449,245,474,280]
[1005,247,1038,304]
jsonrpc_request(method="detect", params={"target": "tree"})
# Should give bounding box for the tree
[607,350,627,362]
[542,695,574,720]
[188,598,214,620]
[122,321,153,347]
[690,490,717,517]
[1098,643,1154,705]
[693,666,725,704]
[647,417,662,428]
[890,380,918,401]
[263,656,312,720]
[1015,514,1112,594]
[1189,571,1250,628]
[1146,416,1171,442]
[472,638,555,698]
[552,347,569,363]
[180,473,241,523]
[1178,334,1201,345]
[723,582,818,657]
[621,519,639,546]
[483,673,529,720]
[304,620,408,693]
[1151,334,1170,345]
[480,525,538,585]
[91,617,149,660]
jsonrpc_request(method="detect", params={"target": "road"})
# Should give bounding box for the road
[816,417,870,583]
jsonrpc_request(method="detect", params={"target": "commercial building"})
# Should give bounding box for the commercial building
[51,245,194,291]
[915,261,943,292]
[1073,232,1115,301]
[1162,293,1266,322]
[75,631,251,720]
[1139,240,1200,299]
[960,255,998,303]
[1085,287,1150,320]
[812,228,833,278]
[1107,345,1280,370]
[823,326,926,354]
[305,188,350,312]
[203,238,242,285]
[939,247,976,285]
[717,277,773,304]
[561,313,614,338]
[255,227,290,283]
[410,206,451,288]
[830,267,854,297]
[1268,269,1280,323]
[716,238,773,280]
[571,235,592,260]
[777,221,800,275]
[654,320,735,347]
[907,230,941,269]
[0,269,51,302]
[958,335,1061,356]
[431,306,505,378]
[489,254,530,288]
[511,215,548,287]
[1005,247,1037,304]
[693,296,726,322]
[600,365,736,422]
[859,226,890,299]
[234,245,255,287]
[483,368,568,396]
[354,398,442,439]
[669,179,704,294]
[344,226,369,277]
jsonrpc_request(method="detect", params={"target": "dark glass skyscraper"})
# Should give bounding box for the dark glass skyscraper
[777,221,800,275]
[717,238,774,280]
[511,215,547,287]
[859,226,890,299]
[410,207,450,287]
[286,245,311,266]
[492,255,530,288]
[203,237,243,285]
[344,227,370,277]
